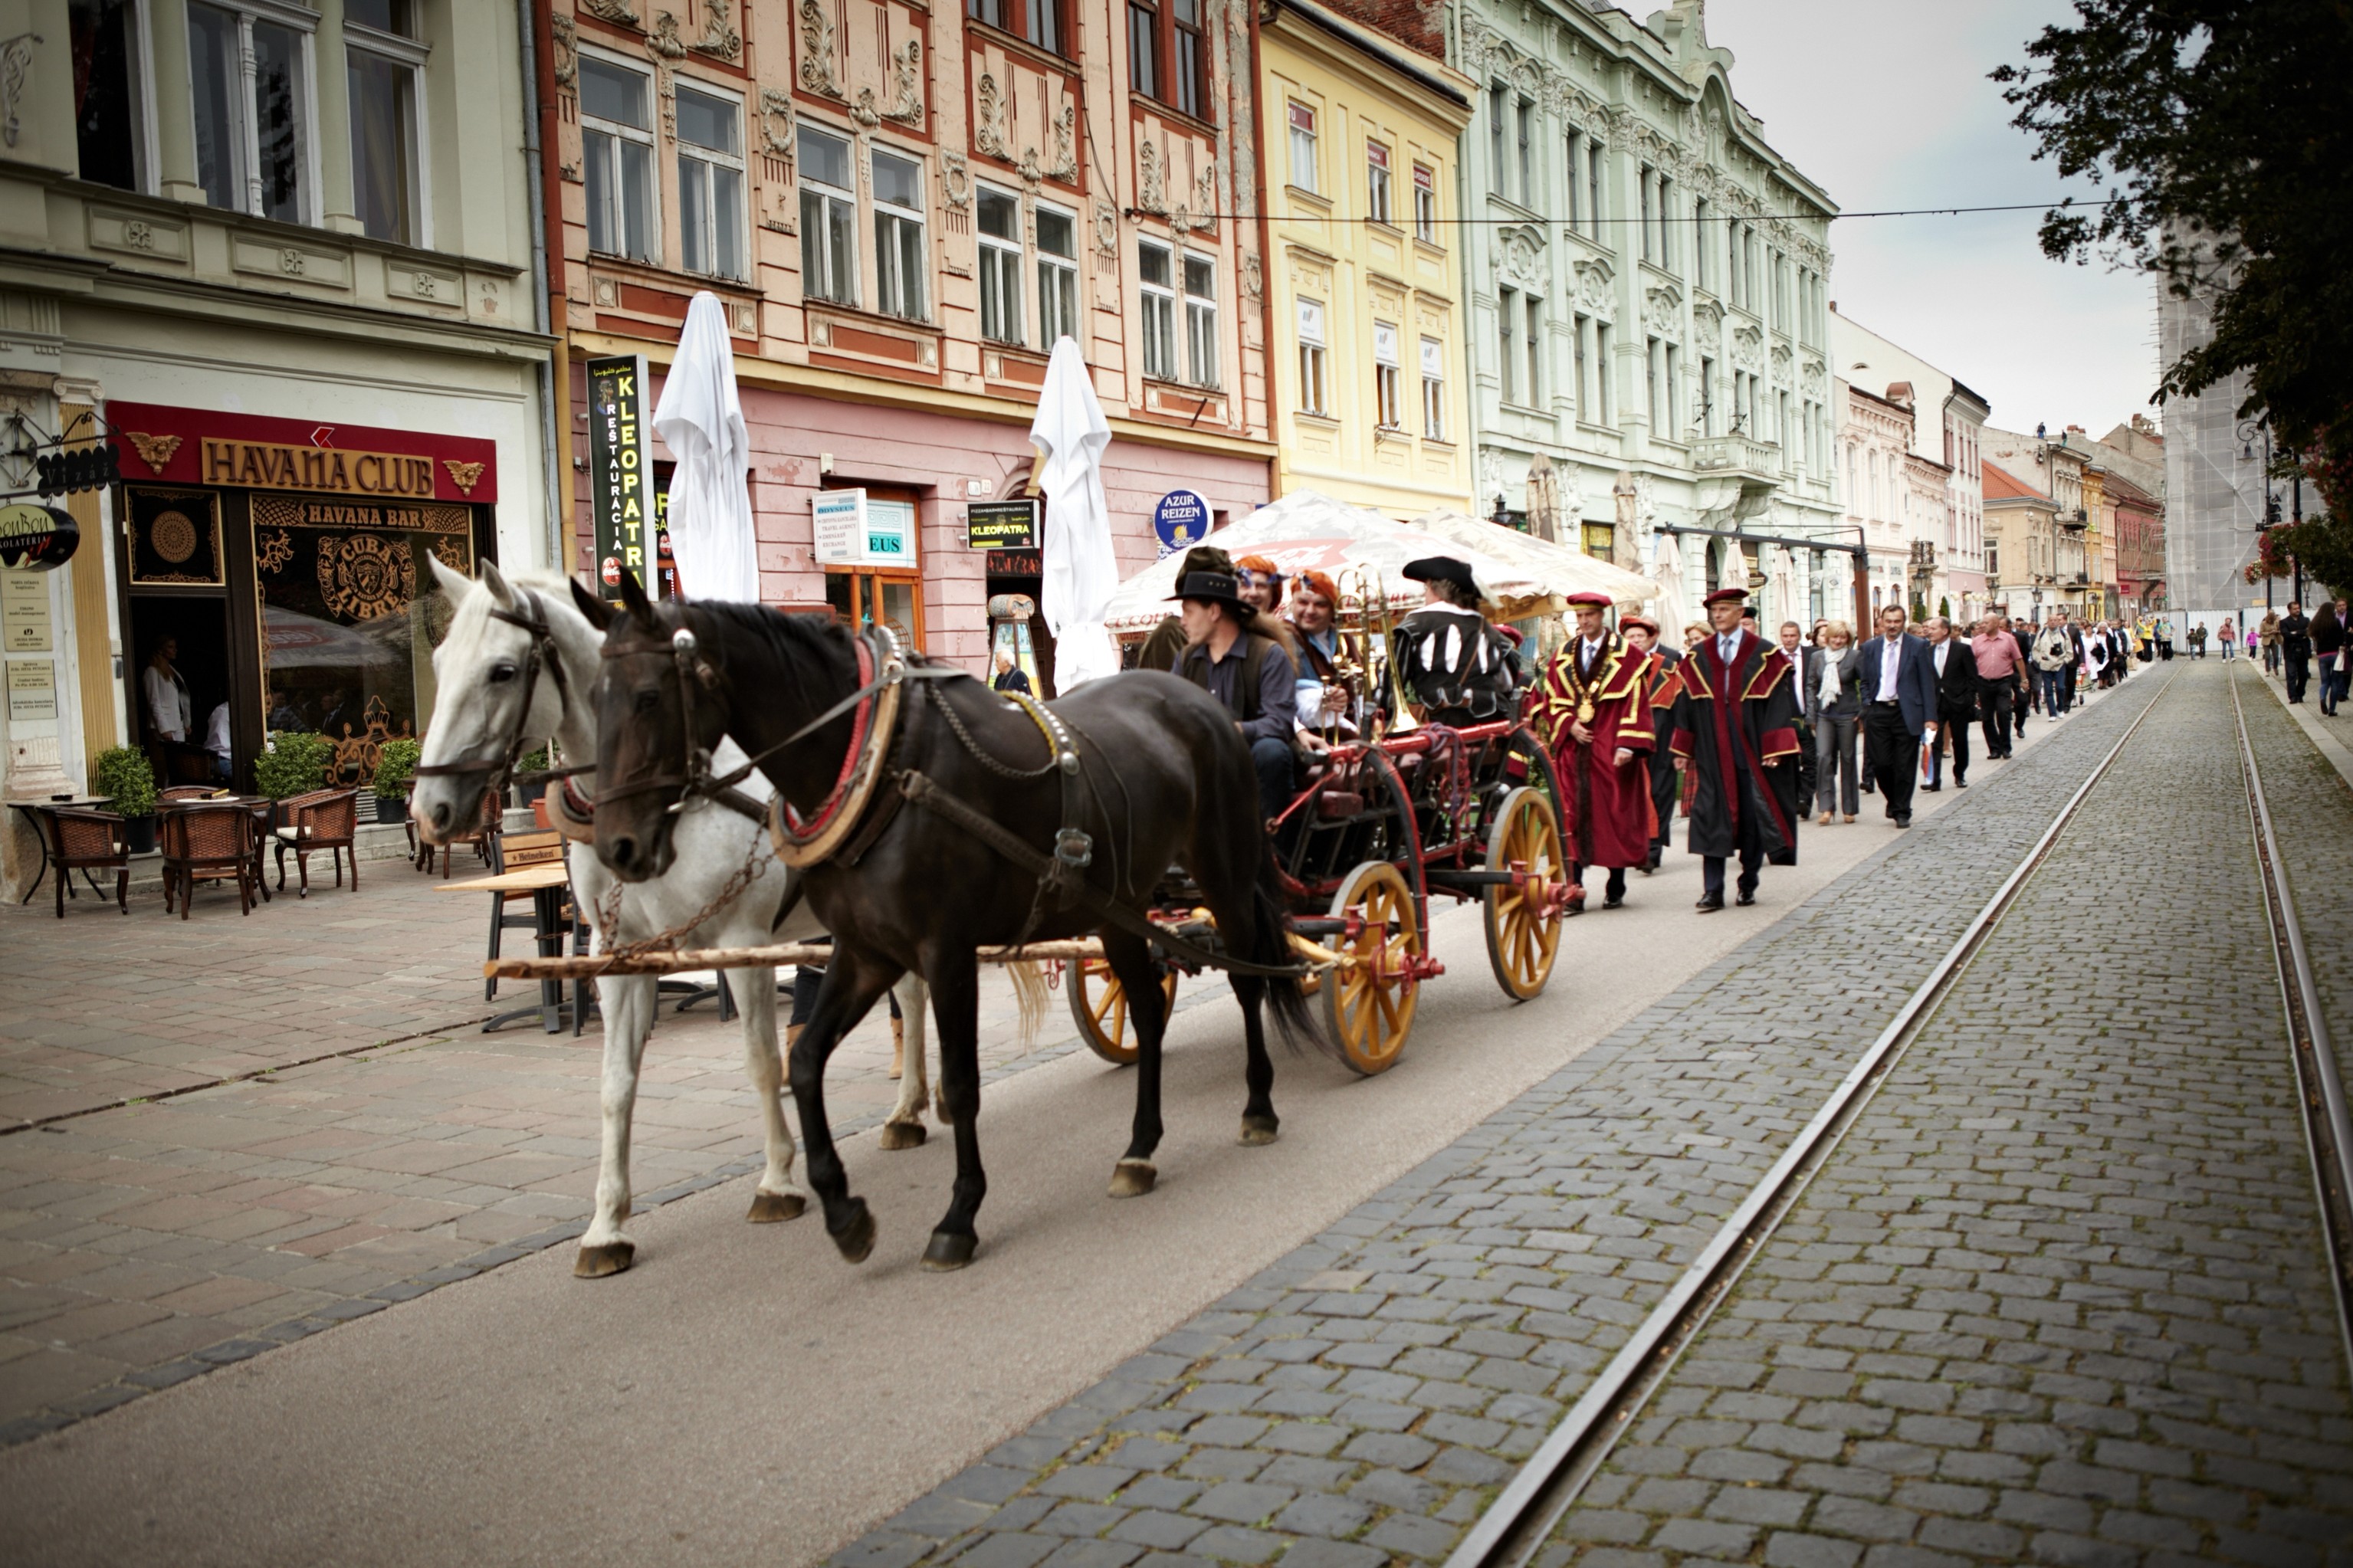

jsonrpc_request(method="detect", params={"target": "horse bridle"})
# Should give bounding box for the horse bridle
[412,587,579,802]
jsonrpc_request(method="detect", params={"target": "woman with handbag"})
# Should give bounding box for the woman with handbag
[1809,621,1862,825]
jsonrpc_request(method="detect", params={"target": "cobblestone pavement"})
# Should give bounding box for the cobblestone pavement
[1543,662,2353,1567]
[810,673,2286,1568]
[2241,671,2353,1117]
[0,863,1077,1440]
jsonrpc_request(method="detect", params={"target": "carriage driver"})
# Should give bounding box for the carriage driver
[1172,563,1301,823]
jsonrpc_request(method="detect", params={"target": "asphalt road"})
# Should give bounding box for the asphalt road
[2,706,2097,1568]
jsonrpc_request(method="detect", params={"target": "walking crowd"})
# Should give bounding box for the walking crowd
[1134,542,2184,922]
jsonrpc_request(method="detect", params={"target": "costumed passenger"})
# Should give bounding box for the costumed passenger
[1134,546,1231,673]
[1170,563,1301,822]
[1286,569,1355,743]
[1666,586,1803,912]
[1619,614,1680,874]
[1390,556,1521,725]
[1533,592,1656,912]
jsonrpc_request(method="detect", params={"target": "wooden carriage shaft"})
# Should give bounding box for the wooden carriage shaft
[484,932,1354,982]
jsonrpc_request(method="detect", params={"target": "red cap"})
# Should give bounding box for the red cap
[1620,614,1660,634]
[1565,591,1613,609]
[1702,586,1750,607]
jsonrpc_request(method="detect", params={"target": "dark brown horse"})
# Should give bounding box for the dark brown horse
[578,576,1314,1270]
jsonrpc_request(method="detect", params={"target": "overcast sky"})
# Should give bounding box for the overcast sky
[1698,0,2156,438]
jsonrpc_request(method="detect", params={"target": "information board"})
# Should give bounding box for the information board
[966,499,1039,550]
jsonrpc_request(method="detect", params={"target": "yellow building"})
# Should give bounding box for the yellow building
[1259,0,1475,517]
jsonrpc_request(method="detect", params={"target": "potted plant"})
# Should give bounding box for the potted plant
[255,732,333,802]
[372,738,421,825]
[515,745,550,807]
[94,746,159,855]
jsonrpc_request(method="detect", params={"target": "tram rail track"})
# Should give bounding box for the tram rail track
[2229,667,2353,1378]
[1442,666,2190,1568]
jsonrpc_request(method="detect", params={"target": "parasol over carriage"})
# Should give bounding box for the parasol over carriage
[1068,490,1656,1073]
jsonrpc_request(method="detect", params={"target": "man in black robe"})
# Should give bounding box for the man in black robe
[1620,615,1679,874]
[1665,586,1802,912]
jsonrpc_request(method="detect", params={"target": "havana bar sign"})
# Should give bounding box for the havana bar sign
[202,439,441,498]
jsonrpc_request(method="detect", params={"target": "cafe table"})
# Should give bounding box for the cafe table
[6,795,113,907]
[435,861,578,1034]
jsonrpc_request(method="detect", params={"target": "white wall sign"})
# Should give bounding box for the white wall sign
[2,571,51,653]
[813,489,917,568]
[6,658,56,721]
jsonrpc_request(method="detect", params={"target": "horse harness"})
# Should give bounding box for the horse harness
[611,615,1304,981]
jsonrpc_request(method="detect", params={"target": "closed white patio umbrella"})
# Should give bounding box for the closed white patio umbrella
[1029,337,1122,689]
[653,292,761,603]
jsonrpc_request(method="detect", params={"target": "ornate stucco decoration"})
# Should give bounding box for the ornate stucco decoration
[1643,284,1683,340]
[973,73,1011,159]
[550,15,578,88]
[1242,251,1264,301]
[941,151,973,213]
[1048,100,1077,183]
[1093,200,1119,258]
[1137,139,1167,214]
[1691,296,1724,337]
[645,18,682,138]
[691,0,741,61]
[580,0,642,28]
[1192,165,1218,221]
[1801,359,1826,399]
[1769,342,1792,382]
[760,89,795,158]
[1495,224,1546,291]
[648,11,686,57]
[799,0,845,99]
[1572,256,1615,317]
[883,39,924,126]
[1731,322,1763,370]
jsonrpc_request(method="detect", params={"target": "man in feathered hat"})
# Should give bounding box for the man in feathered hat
[1532,592,1655,910]
[1663,586,1802,911]
[1390,556,1521,726]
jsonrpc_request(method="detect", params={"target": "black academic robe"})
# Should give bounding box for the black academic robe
[1666,630,1802,863]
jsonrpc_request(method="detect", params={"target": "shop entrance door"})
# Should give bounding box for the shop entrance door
[125,594,233,785]
[820,481,924,652]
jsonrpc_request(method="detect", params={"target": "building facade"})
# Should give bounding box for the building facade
[2095,415,2167,611]
[1451,0,1844,630]
[2159,283,2267,631]
[1257,0,1474,517]
[545,0,1278,682]
[1985,425,2093,619]
[1983,460,2059,620]
[1835,381,1917,618]
[1828,309,1989,622]
[3,0,555,894]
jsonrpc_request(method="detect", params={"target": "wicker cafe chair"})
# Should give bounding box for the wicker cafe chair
[159,802,258,919]
[37,807,130,918]
[272,787,361,898]
[418,789,504,879]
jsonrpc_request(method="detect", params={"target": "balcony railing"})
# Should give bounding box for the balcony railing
[1691,434,1783,482]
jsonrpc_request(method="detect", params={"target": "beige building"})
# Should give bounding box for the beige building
[2,0,556,895]
[1984,426,2093,620]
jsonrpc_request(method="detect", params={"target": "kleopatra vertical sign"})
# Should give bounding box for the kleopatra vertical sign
[586,354,664,601]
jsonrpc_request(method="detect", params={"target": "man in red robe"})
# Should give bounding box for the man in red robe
[1666,586,1802,912]
[1533,592,1656,910]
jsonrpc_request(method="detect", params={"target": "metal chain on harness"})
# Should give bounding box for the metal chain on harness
[927,681,1062,780]
[592,839,772,959]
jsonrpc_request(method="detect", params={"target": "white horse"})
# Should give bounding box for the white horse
[411,558,940,1278]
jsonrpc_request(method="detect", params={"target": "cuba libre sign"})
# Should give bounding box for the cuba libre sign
[202,438,439,498]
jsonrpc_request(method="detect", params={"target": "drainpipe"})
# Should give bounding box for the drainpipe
[1250,0,1275,495]
[520,0,571,575]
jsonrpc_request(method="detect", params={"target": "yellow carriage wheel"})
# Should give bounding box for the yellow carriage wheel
[1482,786,1564,1001]
[1322,861,1422,1076]
[1068,959,1179,1067]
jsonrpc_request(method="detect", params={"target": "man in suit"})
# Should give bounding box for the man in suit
[1852,605,1938,828]
[1922,616,1978,792]
[1620,616,1679,874]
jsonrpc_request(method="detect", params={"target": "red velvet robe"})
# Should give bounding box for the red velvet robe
[1532,634,1657,869]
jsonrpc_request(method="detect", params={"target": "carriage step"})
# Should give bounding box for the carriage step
[1317,791,1364,818]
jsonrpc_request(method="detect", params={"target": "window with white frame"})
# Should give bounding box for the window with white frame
[1296,298,1328,414]
[1412,162,1436,243]
[978,187,1024,344]
[1639,166,1655,263]
[799,124,856,304]
[1515,97,1534,206]
[1373,323,1401,429]
[581,54,658,261]
[1366,142,1392,225]
[1288,103,1318,193]
[1585,139,1606,244]
[1498,286,1518,404]
[1037,205,1079,347]
[189,2,314,224]
[1521,294,1541,406]
[1420,336,1446,440]
[1693,198,1711,290]
[676,84,746,280]
[872,148,927,320]
[71,0,147,194]
[1646,337,1665,428]
[346,0,426,244]
[1139,241,1178,380]
[1562,128,1583,235]
[1183,252,1219,388]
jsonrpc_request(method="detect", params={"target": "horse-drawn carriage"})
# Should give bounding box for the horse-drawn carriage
[1068,716,1570,1074]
